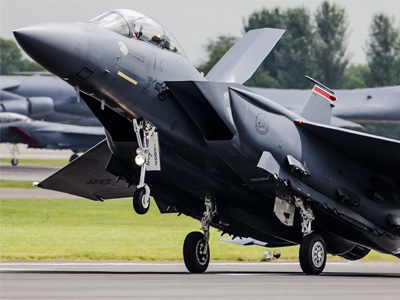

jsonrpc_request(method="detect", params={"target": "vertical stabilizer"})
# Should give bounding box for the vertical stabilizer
[205,28,285,84]
[300,77,336,125]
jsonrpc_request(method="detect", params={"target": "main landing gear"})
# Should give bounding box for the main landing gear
[295,197,327,275]
[132,119,160,215]
[183,197,215,273]
[9,144,19,166]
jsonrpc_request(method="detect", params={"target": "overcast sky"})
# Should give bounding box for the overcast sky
[1,0,399,66]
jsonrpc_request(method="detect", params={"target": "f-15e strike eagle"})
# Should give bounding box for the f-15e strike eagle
[14,9,400,275]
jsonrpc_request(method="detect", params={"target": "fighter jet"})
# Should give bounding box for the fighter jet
[1,74,100,126]
[14,9,400,275]
[0,112,105,165]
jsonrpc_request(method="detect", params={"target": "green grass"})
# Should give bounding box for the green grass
[0,180,37,189]
[0,197,297,261]
[0,158,69,166]
[0,197,397,262]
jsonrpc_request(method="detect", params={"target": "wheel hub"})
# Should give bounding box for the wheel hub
[196,240,208,266]
[312,241,325,268]
[141,195,149,209]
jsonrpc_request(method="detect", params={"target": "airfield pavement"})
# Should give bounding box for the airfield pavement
[1,261,399,300]
[1,144,400,299]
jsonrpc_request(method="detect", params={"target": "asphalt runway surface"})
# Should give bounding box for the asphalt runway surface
[1,261,399,300]
[0,163,61,181]
[0,163,79,198]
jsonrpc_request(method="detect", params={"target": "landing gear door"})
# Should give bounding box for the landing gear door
[147,131,161,171]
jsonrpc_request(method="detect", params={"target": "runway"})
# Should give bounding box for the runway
[1,261,399,300]
[0,163,80,198]
[1,148,400,299]
[0,163,63,181]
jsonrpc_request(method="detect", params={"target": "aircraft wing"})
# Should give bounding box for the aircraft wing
[330,116,363,129]
[32,125,105,136]
[0,77,20,90]
[6,124,42,146]
[296,120,400,180]
[38,140,137,200]
[205,28,285,84]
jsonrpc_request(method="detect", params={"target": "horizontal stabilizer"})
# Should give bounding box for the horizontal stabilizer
[330,116,363,129]
[38,140,137,200]
[206,28,285,84]
[295,120,400,180]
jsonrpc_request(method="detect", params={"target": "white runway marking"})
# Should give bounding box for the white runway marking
[0,261,299,266]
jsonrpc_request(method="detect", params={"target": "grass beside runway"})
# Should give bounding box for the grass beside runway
[0,158,69,166]
[0,197,397,262]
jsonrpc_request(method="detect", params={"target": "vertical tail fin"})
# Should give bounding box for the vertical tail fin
[205,28,285,84]
[300,76,336,125]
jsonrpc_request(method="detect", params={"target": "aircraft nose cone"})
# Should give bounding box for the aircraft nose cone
[13,22,88,78]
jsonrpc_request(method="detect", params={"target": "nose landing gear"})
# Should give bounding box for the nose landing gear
[132,119,160,215]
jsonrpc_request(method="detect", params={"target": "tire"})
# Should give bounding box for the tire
[133,188,149,214]
[183,231,210,273]
[70,153,79,162]
[299,233,327,275]
[11,158,18,166]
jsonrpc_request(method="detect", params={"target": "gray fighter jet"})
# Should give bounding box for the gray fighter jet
[1,74,99,126]
[14,9,400,275]
[0,112,105,165]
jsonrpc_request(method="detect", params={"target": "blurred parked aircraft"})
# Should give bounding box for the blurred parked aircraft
[0,112,104,165]
[1,74,99,126]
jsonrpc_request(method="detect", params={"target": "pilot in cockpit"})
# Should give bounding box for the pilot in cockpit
[131,23,143,40]
[90,9,184,55]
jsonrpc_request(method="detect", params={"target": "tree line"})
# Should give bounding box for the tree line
[0,38,44,75]
[198,1,400,89]
[1,1,399,89]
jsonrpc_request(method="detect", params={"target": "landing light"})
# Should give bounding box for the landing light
[135,153,145,166]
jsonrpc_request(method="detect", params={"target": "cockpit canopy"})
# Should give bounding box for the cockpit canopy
[90,9,185,56]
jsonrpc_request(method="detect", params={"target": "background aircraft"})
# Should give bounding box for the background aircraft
[253,85,400,122]
[1,74,100,126]
[14,9,400,275]
[0,112,105,165]
[1,75,399,130]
